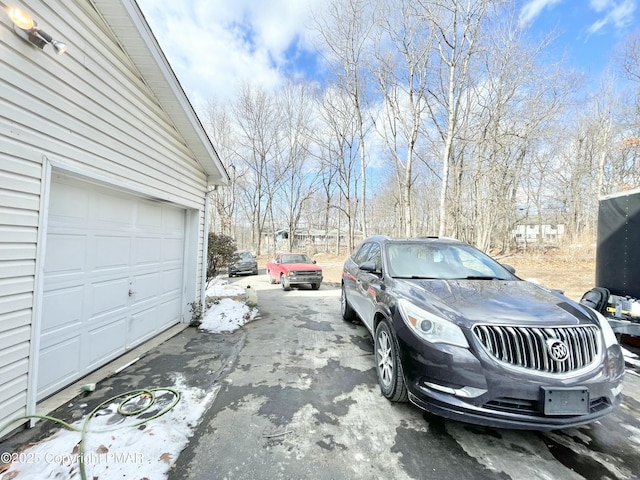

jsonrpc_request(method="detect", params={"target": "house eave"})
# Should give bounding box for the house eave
[90,0,229,187]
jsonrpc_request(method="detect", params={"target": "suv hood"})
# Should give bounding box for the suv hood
[400,278,596,327]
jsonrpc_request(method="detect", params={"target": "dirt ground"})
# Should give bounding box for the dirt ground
[259,246,596,302]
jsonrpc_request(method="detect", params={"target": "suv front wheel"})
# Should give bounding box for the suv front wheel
[375,320,408,402]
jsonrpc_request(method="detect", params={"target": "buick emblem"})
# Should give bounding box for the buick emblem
[547,339,569,361]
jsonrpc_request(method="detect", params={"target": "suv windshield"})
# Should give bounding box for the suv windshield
[386,242,514,280]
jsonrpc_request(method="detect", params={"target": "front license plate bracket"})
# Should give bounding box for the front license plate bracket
[542,386,589,416]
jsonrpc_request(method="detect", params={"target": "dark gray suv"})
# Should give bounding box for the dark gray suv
[228,250,258,277]
[341,236,625,430]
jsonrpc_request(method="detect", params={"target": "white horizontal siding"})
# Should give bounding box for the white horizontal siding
[1,3,208,209]
[0,309,32,438]
[0,153,39,436]
[0,0,213,436]
[0,261,36,279]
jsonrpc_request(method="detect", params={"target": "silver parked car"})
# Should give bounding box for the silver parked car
[341,235,625,430]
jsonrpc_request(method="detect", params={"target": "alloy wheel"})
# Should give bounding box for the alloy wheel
[376,329,393,388]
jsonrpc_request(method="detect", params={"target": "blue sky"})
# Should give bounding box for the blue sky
[136,0,638,113]
[519,0,637,75]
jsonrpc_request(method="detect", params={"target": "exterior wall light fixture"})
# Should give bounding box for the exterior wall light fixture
[7,6,67,55]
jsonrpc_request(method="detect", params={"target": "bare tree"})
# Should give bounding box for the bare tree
[203,0,640,256]
[463,10,571,251]
[312,0,375,239]
[204,98,241,237]
[314,86,362,251]
[232,83,283,255]
[417,0,491,237]
[371,0,434,237]
[620,30,640,85]
[618,31,640,180]
[274,81,322,251]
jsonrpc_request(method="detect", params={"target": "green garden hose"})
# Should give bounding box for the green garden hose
[0,387,181,480]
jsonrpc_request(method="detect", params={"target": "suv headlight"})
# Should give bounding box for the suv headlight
[590,308,619,348]
[398,299,469,348]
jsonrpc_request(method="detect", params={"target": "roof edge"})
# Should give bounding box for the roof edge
[92,0,229,187]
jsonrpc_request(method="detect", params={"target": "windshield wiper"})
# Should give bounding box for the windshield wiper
[395,275,440,280]
[461,275,498,280]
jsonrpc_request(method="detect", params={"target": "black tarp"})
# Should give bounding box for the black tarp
[596,190,640,298]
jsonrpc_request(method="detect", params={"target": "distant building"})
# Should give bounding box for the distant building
[513,216,565,245]
[263,228,359,253]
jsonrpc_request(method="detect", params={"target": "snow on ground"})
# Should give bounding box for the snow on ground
[623,346,640,369]
[201,278,259,333]
[205,278,246,298]
[1,376,218,480]
[1,278,256,480]
[199,297,258,333]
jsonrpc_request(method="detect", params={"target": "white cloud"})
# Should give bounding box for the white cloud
[590,0,613,11]
[586,0,636,34]
[518,0,565,26]
[137,0,324,112]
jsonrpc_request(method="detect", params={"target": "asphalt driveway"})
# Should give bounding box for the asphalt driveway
[2,275,638,480]
[169,276,640,480]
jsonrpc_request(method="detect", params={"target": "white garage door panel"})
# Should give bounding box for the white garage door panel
[87,317,127,367]
[93,235,131,270]
[157,298,181,329]
[41,287,83,334]
[132,273,160,302]
[38,175,186,401]
[163,238,184,261]
[48,184,89,221]
[135,237,162,264]
[38,338,81,394]
[163,208,184,231]
[44,234,87,275]
[128,308,158,344]
[161,268,183,295]
[138,203,163,228]
[90,278,130,316]
[95,192,134,225]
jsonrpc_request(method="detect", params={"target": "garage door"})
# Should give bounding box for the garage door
[37,174,186,400]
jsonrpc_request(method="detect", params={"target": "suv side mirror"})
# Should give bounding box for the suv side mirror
[501,264,516,274]
[359,261,379,274]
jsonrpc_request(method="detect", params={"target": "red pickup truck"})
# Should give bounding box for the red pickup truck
[266,252,323,291]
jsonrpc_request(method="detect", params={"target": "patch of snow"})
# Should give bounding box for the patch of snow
[200,278,258,333]
[199,298,258,333]
[205,277,245,298]
[1,375,218,480]
[622,346,640,368]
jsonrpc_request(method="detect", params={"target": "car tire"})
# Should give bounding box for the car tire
[341,284,356,321]
[375,320,408,402]
[311,283,320,290]
[281,275,291,291]
[267,270,276,284]
[253,269,259,275]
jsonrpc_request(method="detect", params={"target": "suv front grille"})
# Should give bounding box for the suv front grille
[473,325,601,373]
